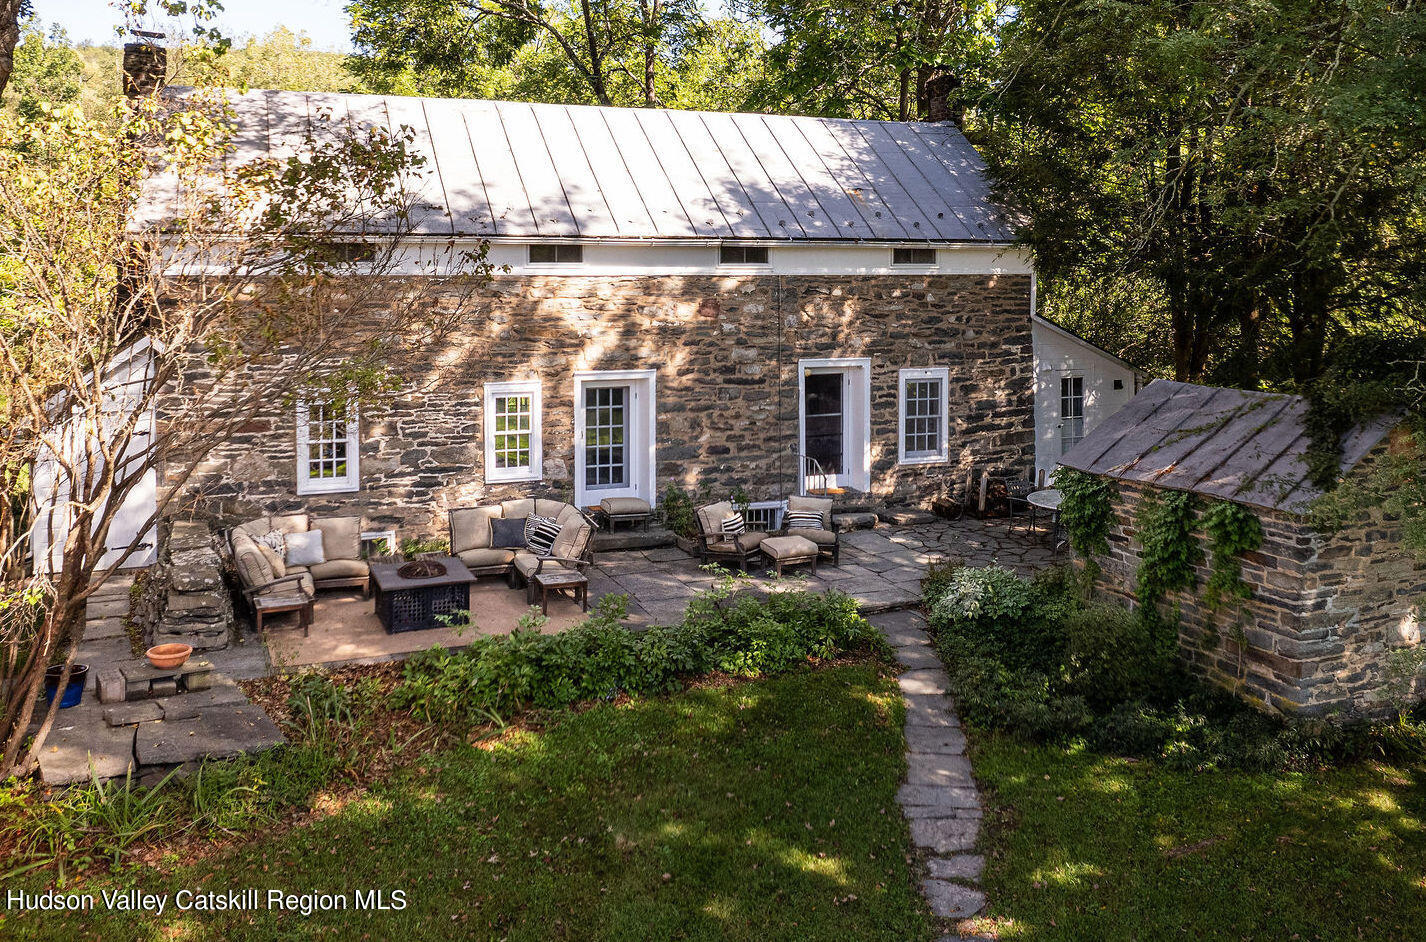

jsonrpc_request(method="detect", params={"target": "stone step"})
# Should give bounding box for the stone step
[85,597,131,620]
[832,511,878,531]
[134,703,282,765]
[85,616,128,640]
[878,506,940,526]
[593,527,676,552]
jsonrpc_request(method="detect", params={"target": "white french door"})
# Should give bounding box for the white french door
[574,370,656,507]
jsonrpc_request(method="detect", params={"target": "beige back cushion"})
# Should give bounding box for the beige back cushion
[313,515,361,560]
[787,495,833,528]
[502,498,536,520]
[268,513,310,535]
[232,532,275,588]
[552,503,583,527]
[450,506,503,554]
[233,516,273,543]
[697,501,734,536]
[551,520,593,561]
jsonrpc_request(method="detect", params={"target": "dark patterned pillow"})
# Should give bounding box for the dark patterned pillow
[720,511,746,536]
[784,509,823,530]
[526,514,562,557]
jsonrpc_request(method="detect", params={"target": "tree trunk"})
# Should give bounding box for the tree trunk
[579,0,614,106]
[0,0,22,101]
[898,68,911,122]
[641,0,659,107]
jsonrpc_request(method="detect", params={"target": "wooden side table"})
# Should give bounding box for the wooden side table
[531,569,589,615]
[253,593,314,637]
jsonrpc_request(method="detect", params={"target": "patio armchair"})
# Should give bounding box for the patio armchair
[694,501,766,571]
[782,495,840,566]
[1003,478,1037,521]
[228,527,315,610]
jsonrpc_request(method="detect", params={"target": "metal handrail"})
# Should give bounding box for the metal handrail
[797,453,830,496]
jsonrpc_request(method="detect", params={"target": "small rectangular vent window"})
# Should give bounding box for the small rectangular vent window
[892,247,936,265]
[529,244,584,264]
[719,245,770,265]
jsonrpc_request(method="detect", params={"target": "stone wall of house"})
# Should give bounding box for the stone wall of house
[164,273,1034,537]
[1088,469,1426,717]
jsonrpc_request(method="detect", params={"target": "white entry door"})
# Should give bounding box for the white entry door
[574,370,656,507]
[798,358,871,493]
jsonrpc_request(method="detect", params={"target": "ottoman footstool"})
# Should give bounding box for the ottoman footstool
[599,496,653,531]
[760,534,820,577]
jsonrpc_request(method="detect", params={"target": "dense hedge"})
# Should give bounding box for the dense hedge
[393,582,882,722]
[927,566,1419,772]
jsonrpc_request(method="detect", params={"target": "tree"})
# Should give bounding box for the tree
[1,24,82,117]
[0,91,490,777]
[348,0,710,107]
[982,0,1426,386]
[173,27,367,92]
[0,0,27,101]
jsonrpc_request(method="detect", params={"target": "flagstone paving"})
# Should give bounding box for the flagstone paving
[869,608,989,933]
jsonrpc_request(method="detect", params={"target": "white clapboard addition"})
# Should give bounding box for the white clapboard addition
[30,342,158,574]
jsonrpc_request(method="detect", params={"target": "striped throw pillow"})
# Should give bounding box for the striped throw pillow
[720,512,746,536]
[525,514,562,557]
[784,509,823,530]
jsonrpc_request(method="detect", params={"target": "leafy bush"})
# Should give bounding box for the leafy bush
[392,578,879,722]
[925,564,1387,772]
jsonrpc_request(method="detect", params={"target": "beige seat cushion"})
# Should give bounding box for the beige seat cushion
[762,534,819,559]
[502,498,537,520]
[550,521,593,561]
[313,515,361,561]
[515,552,579,578]
[786,495,833,529]
[231,532,274,589]
[450,506,503,554]
[458,547,516,569]
[791,527,837,547]
[696,501,735,537]
[706,531,765,554]
[600,497,650,515]
[268,513,310,535]
[309,558,368,580]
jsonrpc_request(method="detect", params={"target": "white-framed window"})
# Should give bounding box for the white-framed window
[892,246,937,266]
[483,380,543,483]
[719,244,770,266]
[897,368,950,465]
[528,244,583,264]
[296,399,360,494]
[1060,375,1086,454]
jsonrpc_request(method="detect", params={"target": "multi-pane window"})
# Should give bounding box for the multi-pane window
[1060,376,1086,453]
[583,386,628,489]
[484,381,542,483]
[296,400,360,494]
[898,368,949,464]
[892,247,936,266]
[719,244,770,265]
[528,244,584,264]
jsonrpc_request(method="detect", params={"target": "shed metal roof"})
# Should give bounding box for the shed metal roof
[1057,380,1400,514]
[156,88,1017,243]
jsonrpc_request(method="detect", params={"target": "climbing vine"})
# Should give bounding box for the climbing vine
[1134,490,1201,613]
[1201,500,1264,612]
[1054,468,1115,566]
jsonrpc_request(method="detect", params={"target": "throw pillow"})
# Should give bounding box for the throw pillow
[254,540,286,578]
[784,509,823,530]
[490,517,528,549]
[253,529,287,557]
[721,511,746,536]
[526,515,562,557]
[285,530,326,566]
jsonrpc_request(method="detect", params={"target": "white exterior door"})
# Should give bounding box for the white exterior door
[798,358,871,493]
[574,370,656,507]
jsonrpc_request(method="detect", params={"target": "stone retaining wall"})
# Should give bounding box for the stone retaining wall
[164,273,1034,537]
[1088,470,1426,716]
[148,520,233,651]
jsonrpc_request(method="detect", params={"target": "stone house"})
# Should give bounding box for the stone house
[1059,380,1425,716]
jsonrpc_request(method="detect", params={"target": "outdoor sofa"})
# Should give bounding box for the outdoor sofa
[226,513,371,611]
[448,498,597,592]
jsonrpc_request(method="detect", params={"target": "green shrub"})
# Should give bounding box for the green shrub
[928,565,1071,673]
[1064,602,1172,708]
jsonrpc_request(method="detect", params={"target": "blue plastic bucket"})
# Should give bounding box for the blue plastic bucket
[44,664,88,709]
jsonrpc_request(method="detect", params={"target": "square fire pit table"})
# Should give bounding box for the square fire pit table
[370,556,478,634]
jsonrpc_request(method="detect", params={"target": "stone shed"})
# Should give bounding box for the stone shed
[1059,380,1424,717]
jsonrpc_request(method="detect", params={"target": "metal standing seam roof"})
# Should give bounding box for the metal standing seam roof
[1056,380,1401,515]
[149,88,1019,243]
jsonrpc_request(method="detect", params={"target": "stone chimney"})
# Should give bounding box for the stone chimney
[122,32,167,98]
[922,69,964,126]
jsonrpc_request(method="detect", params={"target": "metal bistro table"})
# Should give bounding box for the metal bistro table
[1027,488,1065,549]
[369,556,478,633]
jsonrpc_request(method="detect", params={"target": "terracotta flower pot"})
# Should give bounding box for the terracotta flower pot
[145,643,193,670]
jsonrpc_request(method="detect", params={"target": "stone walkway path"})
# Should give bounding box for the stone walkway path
[870,609,988,936]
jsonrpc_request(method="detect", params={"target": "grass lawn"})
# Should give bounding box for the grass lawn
[4,662,934,941]
[968,734,1426,941]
